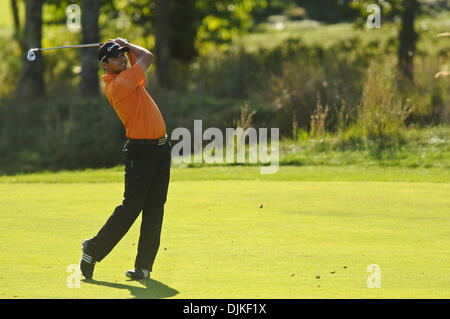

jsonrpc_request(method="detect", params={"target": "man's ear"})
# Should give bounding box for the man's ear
[101,61,108,71]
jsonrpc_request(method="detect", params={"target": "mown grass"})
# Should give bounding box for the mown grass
[0,172,449,298]
[0,165,449,184]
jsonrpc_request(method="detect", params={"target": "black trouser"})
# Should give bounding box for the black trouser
[86,140,171,272]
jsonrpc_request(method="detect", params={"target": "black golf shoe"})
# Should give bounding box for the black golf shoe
[125,268,150,281]
[79,239,96,279]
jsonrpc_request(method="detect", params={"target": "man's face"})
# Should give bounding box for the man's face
[101,52,128,74]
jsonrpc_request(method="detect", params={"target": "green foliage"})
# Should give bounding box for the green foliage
[102,0,155,37]
[257,37,377,135]
[355,59,413,140]
[349,0,399,17]
[0,1,448,174]
[0,91,252,174]
[296,129,309,143]
[349,0,450,27]
[224,13,448,137]
[0,98,123,174]
[194,0,268,54]
[42,0,79,25]
[0,32,21,99]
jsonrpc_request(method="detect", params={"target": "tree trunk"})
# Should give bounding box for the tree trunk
[80,0,100,98]
[155,0,171,88]
[398,0,418,84]
[16,0,44,99]
[169,0,198,63]
[10,0,21,38]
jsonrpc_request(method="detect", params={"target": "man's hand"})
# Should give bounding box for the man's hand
[108,37,153,71]
[112,37,129,47]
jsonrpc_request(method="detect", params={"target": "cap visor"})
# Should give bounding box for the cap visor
[118,46,130,53]
[105,47,130,59]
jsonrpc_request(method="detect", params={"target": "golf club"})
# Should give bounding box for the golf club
[27,43,102,61]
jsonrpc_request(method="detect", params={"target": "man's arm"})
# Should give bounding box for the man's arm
[113,38,153,71]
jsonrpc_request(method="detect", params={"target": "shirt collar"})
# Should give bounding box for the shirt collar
[101,72,116,84]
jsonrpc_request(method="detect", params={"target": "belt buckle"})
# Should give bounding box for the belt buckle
[157,137,167,146]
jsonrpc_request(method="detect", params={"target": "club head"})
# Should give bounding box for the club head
[27,49,38,61]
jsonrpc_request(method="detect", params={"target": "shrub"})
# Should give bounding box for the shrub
[0,98,124,174]
[0,92,261,174]
[356,59,413,141]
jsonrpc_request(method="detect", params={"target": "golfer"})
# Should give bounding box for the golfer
[79,38,171,281]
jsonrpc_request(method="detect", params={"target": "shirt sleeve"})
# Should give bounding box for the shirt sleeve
[110,63,146,101]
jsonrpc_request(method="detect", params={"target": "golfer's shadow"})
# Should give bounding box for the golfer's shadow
[84,278,179,299]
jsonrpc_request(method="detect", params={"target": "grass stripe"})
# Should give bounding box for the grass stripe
[0,165,449,183]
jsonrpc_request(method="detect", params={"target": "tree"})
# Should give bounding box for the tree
[349,0,419,83]
[10,0,21,40]
[398,0,418,83]
[194,0,268,54]
[16,0,45,99]
[155,0,171,88]
[435,33,450,78]
[80,0,101,98]
[169,0,199,63]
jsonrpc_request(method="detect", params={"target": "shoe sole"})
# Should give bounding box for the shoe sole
[79,259,94,280]
[125,273,148,281]
[80,240,95,279]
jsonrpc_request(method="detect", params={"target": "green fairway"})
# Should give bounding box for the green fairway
[0,166,449,298]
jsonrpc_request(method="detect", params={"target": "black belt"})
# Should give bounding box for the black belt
[127,134,168,146]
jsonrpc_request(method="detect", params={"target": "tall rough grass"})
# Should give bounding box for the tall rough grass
[355,59,414,141]
[309,96,329,138]
[259,37,378,135]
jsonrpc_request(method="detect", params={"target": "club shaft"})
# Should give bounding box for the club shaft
[37,43,101,51]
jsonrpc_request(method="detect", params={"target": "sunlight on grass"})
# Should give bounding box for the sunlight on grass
[0,179,448,298]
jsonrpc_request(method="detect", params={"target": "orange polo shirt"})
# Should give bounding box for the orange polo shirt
[102,52,166,139]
